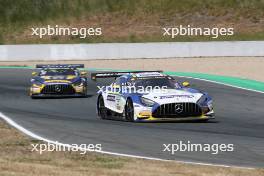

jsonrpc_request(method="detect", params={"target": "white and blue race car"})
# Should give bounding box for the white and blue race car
[92,71,214,122]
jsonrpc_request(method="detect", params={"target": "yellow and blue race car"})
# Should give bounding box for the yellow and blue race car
[92,71,215,122]
[30,64,87,98]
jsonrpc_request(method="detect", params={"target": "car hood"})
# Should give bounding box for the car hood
[40,75,77,80]
[141,88,203,104]
[35,75,78,84]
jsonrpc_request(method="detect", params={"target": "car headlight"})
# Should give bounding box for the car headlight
[197,95,208,105]
[197,95,213,107]
[140,97,156,107]
[207,100,213,110]
[32,80,42,87]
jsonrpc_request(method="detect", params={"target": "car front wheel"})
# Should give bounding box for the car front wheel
[97,95,108,119]
[125,99,135,122]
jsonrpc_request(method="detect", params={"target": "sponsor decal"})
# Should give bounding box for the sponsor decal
[136,76,166,80]
[107,95,116,102]
[135,72,164,77]
[160,95,194,99]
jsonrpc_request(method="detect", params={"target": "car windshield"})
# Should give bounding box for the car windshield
[133,78,181,89]
[39,69,78,76]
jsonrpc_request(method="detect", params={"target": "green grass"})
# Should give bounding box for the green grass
[0,0,264,43]
[1,0,264,24]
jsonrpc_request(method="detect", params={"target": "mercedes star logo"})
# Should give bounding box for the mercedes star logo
[55,85,61,92]
[175,104,183,113]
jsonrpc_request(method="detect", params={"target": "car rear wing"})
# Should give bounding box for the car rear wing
[91,70,163,81]
[36,64,84,69]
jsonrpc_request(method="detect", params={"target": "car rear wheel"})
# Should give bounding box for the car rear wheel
[97,95,108,119]
[125,99,134,122]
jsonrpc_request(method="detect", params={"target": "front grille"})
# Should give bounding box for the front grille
[152,103,202,118]
[41,84,75,95]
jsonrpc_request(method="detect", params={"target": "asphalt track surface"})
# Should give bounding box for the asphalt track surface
[0,69,264,168]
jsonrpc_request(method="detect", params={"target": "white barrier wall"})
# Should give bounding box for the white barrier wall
[0,41,263,61]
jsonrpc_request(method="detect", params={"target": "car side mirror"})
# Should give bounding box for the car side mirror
[182,81,190,87]
[32,72,38,76]
[80,71,87,77]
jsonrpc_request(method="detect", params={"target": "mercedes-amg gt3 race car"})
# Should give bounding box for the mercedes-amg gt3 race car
[92,71,214,122]
[30,64,87,98]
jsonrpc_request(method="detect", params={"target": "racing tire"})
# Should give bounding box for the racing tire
[30,93,37,99]
[97,95,108,119]
[82,86,88,97]
[125,98,135,122]
[82,91,88,98]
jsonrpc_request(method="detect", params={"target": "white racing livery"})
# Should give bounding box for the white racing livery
[92,71,215,122]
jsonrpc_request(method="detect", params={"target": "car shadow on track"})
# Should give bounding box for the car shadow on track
[136,120,219,124]
[100,118,220,124]
[31,94,94,99]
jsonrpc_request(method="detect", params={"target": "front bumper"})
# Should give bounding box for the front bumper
[30,84,87,97]
[134,103,215,122]
[135,113,215,122]
[31,93,86,98]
